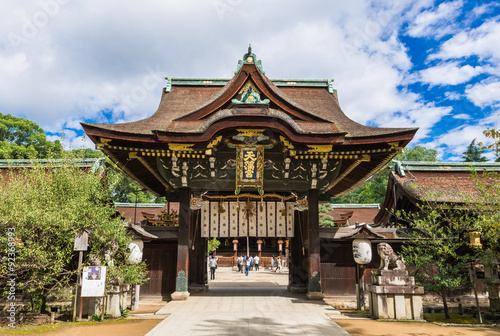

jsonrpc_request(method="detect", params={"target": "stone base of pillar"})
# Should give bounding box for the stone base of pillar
[171,291,190,301]
[368,270,424,320]
[189,284,208,293]
[106,286,122,318]
[288,285,307,294]
[306,291,324,300]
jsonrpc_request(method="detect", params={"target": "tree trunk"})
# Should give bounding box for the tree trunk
[41,293,47,314]
[441,288,450,319]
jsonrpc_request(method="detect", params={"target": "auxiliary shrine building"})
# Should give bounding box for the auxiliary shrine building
[82,49,417,300]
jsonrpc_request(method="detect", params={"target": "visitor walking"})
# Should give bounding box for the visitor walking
[239,255,244,273]
[277,256,282,273]
[254,255,260,271]
[210,255,217,280]
[245,256,250,276]
[250,256,254,271]
[271,255,275,271]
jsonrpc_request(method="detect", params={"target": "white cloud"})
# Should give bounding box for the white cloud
[406,0,464,38]
[0,0,495,162]
[465,80,500,107]
[375,103,452,142]
[445,91,462,100]
[429,19,500,61]
[452,113,472,120]
[425,112,500,161]
[418,62,485,85]
[471,3,498,19]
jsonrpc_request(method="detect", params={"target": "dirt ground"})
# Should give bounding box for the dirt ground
[0,319,161,336]
[335,319,500,336]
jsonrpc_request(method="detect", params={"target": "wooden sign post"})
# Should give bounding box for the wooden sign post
[72,230,88,321]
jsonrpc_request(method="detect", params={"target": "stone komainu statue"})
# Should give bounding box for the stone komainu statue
[377,242,406,271]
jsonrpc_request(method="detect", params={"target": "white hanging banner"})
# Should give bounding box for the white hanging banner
[200,201,294,238]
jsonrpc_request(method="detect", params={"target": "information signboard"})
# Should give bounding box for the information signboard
[81,266,106,297]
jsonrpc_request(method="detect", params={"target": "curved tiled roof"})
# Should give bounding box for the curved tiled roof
[82,63,416,141]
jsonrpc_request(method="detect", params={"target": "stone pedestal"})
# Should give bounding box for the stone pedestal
[306,291,325,300]
[106,285,122,318]
[171,291,190,301]
[80,297,102,319]
[368,270,424,320]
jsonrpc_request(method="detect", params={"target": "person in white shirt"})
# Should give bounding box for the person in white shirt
[209,256,217,280]
[245,256,250,276]
[254,255,260,271]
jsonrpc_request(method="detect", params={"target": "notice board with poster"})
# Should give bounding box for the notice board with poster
[81,266,107,297]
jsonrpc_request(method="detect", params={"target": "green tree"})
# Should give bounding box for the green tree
[0,113,63,159]
[207,238,221,255]
[462,139,488,162]
[396,145,439,162]
[0,159,148,313]
[107,169,155,203]
[480,128,500,161]
[396,204,476,319]
[319,204,334,227]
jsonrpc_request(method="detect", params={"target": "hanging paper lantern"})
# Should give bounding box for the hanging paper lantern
[352,238,372,264]
[127,239,144,264]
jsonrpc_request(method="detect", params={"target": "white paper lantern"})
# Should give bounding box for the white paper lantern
[127,239,144,264]
[352,238,372,264]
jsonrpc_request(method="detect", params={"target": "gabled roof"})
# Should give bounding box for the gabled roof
[82,50,416,144]
[81,50,418,197]
[374,161,500,226]
[323,204,380,225]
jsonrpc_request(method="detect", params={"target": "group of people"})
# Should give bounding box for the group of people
[270,255,284,272]
[208,254,286,280]
[237,255,260,276]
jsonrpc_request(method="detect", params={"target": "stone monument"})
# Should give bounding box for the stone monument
[368,242,424,320]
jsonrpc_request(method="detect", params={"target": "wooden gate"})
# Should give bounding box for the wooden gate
[321,263,357,295]
[141,243,177,298]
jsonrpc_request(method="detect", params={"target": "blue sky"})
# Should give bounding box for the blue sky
[1,0,499,161]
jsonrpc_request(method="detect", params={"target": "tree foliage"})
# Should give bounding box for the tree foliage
[480,128,500,162]
[0,160,148,312]
[462,139,488,162]
[396,204,476,319]
[207,238,221,255]
[319,204,334,227]
[0,113,63,159]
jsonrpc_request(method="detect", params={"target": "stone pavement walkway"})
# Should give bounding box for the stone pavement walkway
[145,267,350,336]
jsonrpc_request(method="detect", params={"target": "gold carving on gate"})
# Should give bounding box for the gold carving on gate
[207,136,223,149]
[307,144,333,153]
[234,145,264,195]
[236,129,266,138]
[168,143,195,151]
[280,136,294,149]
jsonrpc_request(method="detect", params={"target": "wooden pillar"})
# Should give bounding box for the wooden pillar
[188,210,208,293]
[307,188,323,300]
[171,187,191,300]
[288,211,307,294]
